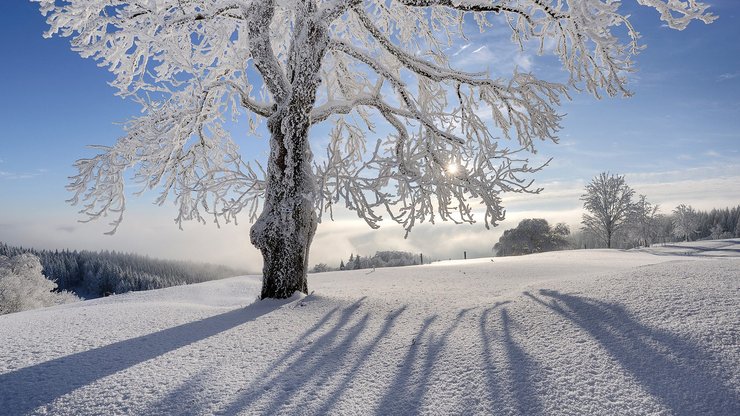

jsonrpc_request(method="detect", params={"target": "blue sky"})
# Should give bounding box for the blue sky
[1,1,739,270]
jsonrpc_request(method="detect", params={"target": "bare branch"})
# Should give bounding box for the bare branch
[245,0,290,104]
[330,39,465,145]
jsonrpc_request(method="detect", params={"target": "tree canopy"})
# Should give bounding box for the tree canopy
[35,0,715,297]
[36,0,715,232]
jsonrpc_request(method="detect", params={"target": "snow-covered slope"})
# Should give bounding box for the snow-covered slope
[1,248,738,415]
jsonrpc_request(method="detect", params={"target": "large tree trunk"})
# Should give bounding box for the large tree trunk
[250,106,318,299]
[249,2,327,299]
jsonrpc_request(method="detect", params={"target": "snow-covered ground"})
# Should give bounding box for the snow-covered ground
[634,238,740,257]
[1,244,738,415]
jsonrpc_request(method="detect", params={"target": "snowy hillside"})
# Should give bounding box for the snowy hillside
[1,246,738,415]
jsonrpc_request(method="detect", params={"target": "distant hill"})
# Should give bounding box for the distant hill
[0,242,248,299]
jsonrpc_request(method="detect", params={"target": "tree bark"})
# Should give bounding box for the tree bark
[249,2,328,299]
[250,106,318,299]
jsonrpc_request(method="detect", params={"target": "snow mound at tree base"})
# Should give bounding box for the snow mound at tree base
[1,249,738,415]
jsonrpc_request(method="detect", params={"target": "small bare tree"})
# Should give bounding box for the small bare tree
[581,172,635,248]
[35,0,714,298]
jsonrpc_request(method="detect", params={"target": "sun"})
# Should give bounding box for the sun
[446,163,460,175]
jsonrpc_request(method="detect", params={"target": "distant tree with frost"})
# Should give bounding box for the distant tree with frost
[494,218,570,256]
[35,0,714,298]
[310,263,332,273]
[709,223,724,240]
[654,214,675,245]
[628,194,659,247]
[0,254,79,315]
[369,251,418,268]
[672,204,699,242]
[347,254,355,271]
[581,172,635,248]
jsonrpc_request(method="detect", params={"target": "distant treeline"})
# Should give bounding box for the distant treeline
[494,205,740,256]
[0,242,247,299]
[574,205,740,250]
[693,206,740,240]
[577,172,739,250]
[311,250,421,273]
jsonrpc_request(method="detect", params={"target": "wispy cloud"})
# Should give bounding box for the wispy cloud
[452,43,471,57]
[514,54,533,72]
[718,71,740,81]
[0,169,46,180]
[451,29,540,78]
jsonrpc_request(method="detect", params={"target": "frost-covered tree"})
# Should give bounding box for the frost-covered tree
[494,218,570,256]
[673,204,699,242]
[35,0,714,298]
[581,172,635,248]
[709,223,724,240]
[0,254,79,315]
[310,263,332,273]
[628,194,659,247]
[654,213,674,245]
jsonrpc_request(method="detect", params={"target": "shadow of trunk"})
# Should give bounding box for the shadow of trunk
[0,298,293,415]
[218,297,405,415]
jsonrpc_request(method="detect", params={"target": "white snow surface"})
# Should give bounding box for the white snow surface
[633,238,740,257]
[1,245,739,415]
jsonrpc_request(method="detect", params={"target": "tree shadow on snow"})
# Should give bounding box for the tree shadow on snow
[479,302,545,415]
[373,313,444,415]
[0,298,290,415]
[661,244,740,254]
[145,301,348,416]
[214,301,552,415]
[524,289,740,416]
[217,297,410,415]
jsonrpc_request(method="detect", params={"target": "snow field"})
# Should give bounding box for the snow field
[0,248,738,415]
